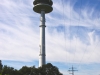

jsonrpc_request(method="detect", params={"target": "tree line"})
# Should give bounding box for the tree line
[0,60,63,75]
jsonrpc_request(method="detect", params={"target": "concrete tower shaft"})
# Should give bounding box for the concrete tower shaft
[39,10,46,67]
[33,0,53,67]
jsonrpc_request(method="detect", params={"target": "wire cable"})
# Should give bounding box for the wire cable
[72,0,82,64]
[69,0,72,66]
[77,6,100,69]
[83,12,100,65]
[61,0,68,65]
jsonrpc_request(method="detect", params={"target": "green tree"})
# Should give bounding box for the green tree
[19,63,63,75]
[2,65,19,75]
[0,61,63,75]
[29,66,39,75]
[19,66,30,75]
[0,60,3,74]
[38,63,63,75]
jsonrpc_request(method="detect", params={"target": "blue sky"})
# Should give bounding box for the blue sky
[0,0,100,75]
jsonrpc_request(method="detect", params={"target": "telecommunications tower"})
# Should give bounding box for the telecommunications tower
[33,0,53,67]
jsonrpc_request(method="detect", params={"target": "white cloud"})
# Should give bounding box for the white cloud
[0,0,100,63]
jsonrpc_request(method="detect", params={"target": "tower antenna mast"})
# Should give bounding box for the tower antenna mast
[33,0,53,67]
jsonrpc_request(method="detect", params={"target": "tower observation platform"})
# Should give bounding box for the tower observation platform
[33,0,53,67]
[33,0,53,13]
